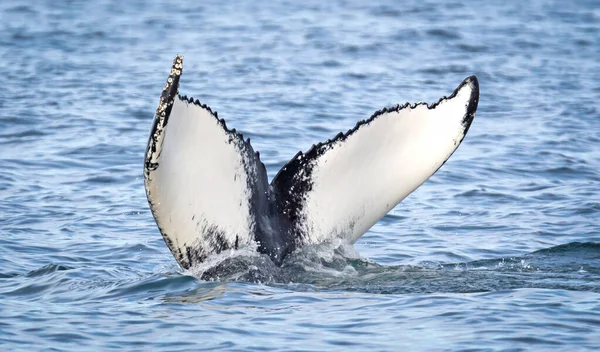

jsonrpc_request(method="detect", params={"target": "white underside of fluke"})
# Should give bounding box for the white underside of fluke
[299,84,475,244]
[145,55,478,269]
[145,97,256,267]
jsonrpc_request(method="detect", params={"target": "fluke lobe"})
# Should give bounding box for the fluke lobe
[144,55,479,270]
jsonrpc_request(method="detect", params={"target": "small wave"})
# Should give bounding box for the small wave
[26,264,73,278]
[531,242,600,257]
[425,28,462,40]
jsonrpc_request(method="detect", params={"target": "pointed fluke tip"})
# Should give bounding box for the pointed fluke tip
[162,55,184,99]
[461,75,479,128]
[465,75,479,99]
[155,55,185,123]
[457,75,478,94]
[169,55,184,77]
[465,75,478,93]
[465,75,478,85]
[173,54,184,67]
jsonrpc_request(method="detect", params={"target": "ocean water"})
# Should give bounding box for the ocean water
[1,0,599,350]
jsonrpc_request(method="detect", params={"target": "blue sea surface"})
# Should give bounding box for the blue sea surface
[1,0,600,350]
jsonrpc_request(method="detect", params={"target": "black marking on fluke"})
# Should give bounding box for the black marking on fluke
[144,55,183,175]
[144,55,480,270]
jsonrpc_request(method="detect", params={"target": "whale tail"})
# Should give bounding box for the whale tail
[144,55,479,269]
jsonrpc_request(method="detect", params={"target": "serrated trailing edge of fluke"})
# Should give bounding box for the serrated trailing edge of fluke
[177,94,261,161]
[272,75,479,182]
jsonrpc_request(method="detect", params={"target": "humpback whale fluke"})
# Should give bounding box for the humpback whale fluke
[144,55,479,270]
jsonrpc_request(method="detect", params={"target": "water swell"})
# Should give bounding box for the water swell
[181,241,600,295]
[2,240,598,303]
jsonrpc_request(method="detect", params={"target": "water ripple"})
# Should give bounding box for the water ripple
[1,0,600,350]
